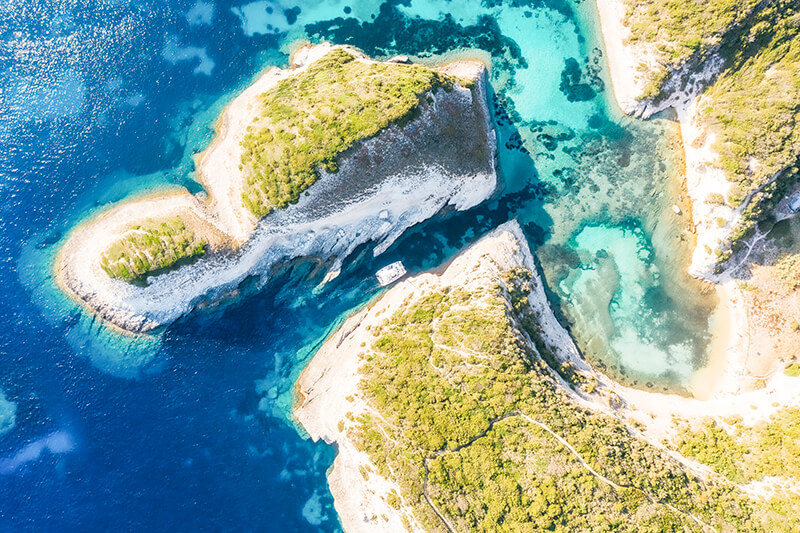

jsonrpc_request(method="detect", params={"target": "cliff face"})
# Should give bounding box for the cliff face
[56,44,497,333]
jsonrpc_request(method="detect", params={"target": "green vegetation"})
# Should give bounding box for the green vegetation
[353,268,765,531]
[428,417,693,532]
[775,252,800,291]
[240,48,459,217]
[704,3,800,249]
[706,14,800,197]
[784,362,800,376]
[625,0,761,99]
[676,408,800,485]
[624,1,800,253]
[100,217,207,283]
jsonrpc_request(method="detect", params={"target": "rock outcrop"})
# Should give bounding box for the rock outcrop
[56,44,497,333]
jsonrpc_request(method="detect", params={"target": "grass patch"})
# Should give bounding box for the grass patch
[240,48,460,218]
[100,216,207,283]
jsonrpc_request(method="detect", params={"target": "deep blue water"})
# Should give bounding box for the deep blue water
[0,0,717,530]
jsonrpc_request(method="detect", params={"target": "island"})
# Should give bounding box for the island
[55,43,497,333]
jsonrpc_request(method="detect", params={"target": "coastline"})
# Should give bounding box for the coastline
[594,0,650,116]
[53,189,223,333]
[295,219,800,529]
[295,221,542,531]
[593,0,766,403]
[54,44,498,334]
[294,301,426,532]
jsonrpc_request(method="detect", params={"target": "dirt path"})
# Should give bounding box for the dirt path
[421,411,718,533]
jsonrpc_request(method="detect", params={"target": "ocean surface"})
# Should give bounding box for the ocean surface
[0,0,718,530]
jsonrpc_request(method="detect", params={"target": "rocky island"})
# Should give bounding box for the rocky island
[55,43,497,333]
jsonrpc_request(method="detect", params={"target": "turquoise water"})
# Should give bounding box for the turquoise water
[1,0,716,529]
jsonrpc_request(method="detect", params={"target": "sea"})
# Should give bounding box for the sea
[0,0,719,530]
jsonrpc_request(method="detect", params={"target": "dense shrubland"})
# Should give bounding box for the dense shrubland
[676,407,800,484]
[625,0,761,99]
[353,268,766,531]
[240,48,460,217]
[100,217,206,282]
[776,252,800,290]
[674,407,800,530]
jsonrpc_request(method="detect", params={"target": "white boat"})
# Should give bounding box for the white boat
[789,192,800,213]
[376,261,407,286]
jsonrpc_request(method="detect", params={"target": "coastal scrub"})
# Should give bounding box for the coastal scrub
[240,48,459,217]
[352,270,760,531]
[100,216,207,283]
[674,407,800,528]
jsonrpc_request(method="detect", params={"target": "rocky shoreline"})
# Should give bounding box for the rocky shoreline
[55,44,498,333]
[295,221,540,531]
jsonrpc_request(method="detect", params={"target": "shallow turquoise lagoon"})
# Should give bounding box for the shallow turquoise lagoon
[1,0,717,529]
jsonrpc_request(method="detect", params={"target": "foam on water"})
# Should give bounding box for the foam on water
[0,431,76,474]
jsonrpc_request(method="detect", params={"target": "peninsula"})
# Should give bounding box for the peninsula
[296,220,800,531]
[55,44,497,333]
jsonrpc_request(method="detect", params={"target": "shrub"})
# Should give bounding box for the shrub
[100,216,207,283]
[240,49,461,218]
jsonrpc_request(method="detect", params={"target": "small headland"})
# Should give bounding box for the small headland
[55,43,498,333]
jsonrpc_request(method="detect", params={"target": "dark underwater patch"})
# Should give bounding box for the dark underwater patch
[304,0,528,73]
[558,48,605,103]
[284,6,301,25]
[559,57,596,102]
